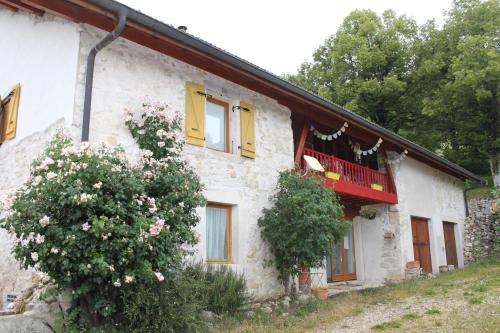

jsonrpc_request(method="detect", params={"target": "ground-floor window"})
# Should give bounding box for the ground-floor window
[206,203,232,263]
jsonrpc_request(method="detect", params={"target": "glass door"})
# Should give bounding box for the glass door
[326,223,356,282]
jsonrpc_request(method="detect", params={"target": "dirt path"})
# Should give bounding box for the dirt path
[312,289,500,333]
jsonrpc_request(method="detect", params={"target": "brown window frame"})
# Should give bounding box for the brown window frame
[205,97,230,153]
[206,202,232,264]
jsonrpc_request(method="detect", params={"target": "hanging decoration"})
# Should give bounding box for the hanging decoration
[384,149,409,165]
[310,122,348,141]
[348,137,383,162]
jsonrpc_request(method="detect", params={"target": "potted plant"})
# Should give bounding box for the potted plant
[325,171,341,180]
[298,269,310,291]
[360,206,377,220]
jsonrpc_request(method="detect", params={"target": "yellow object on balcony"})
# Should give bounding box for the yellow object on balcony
[371,183,383,191]
[325,171,341,180]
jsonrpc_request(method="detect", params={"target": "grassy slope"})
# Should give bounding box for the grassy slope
[217,259,500,333]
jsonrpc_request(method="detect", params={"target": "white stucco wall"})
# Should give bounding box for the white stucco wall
[0,9,80,144]
[0,10,81,307]
[72,25,294,299]
[392,157,466,273]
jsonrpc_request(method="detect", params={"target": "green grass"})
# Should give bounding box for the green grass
[218,259,500,333]
[401,313,421,320]
[425,308,441,315]
[465,186,494,199]
[372,320,402,330]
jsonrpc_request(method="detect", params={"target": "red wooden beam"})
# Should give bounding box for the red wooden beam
[2,0,43,15]
[294,120,310,166]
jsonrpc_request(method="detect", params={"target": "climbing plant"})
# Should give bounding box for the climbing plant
[258,169,346,296]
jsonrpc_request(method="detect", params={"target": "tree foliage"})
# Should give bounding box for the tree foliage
[258,170,346,296]
[286,0,499,183]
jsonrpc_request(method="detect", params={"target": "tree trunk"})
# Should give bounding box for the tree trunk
[490,155,499,187]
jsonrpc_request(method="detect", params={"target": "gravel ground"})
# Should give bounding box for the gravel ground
[312,292,500,333]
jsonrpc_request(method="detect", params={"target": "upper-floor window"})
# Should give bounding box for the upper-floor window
[0,83,21,144]
[185,81,255,158]
[205,97,229,152]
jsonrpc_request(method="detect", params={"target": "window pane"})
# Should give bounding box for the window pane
[205,101,226,151]
[207,207,228,260]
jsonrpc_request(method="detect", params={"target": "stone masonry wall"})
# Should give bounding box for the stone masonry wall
[463,197,498,263]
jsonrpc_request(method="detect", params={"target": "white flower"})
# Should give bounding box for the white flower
[148,206,158,213]
[124,275,134,284]
[46,172,57,180]
[57,160,64,168]
[37,272,50,283]
[61,250,67,256]
[39,216,50,227]
[78,193,95,204]
[87,264,91,269]
[111,165,121,172]
[33,176,42,186]
[81,222,91,231]
[125,114,133,122]
[157,141,166,147]
[35,234,45,244]
[93,182,103,189]
[138,129,146,135]
[113,279,121,287]
[31,252,39,262]
[108,265,115,272]
[179,202,185,208]
[154,272,165,282]
[142,150,153,158]
[50,247,59,254]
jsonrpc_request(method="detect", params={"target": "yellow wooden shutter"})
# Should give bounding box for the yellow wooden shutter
[239,102,255,158]
[4,83,21,141]
[185,82,205,146]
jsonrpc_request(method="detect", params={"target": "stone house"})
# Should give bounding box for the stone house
[0,0,481,304]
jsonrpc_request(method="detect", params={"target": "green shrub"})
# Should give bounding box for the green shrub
[184,263,249,315]
[118,270,207,333]
[204,266,248,315]
[258,170,346,295]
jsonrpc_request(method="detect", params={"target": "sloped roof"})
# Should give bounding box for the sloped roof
[3,0,481,181]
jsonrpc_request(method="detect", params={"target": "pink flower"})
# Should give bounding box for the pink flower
[149,225,160,237]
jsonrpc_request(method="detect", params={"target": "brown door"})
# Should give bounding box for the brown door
[411,217,432,273]
[443,222,458,267]
[327,223,356,282]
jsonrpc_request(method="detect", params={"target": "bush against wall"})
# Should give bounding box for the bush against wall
[258,170,346,296]
[0,100,205,328]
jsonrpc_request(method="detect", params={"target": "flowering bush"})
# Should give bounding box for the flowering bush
[0,101,205,324]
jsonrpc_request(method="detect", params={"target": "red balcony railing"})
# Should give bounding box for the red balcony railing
[302,148,398,204]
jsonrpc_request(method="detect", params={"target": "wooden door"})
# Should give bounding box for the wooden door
[443,222,458,267]
[327,223,356,282]
[411,217,432,273]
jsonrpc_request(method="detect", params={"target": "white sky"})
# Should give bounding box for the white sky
[120,0,451,76]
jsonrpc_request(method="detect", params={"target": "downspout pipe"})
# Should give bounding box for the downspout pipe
[81,7,128,141]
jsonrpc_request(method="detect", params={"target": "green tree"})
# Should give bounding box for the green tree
[286,9,418,132]
[418,0,499,184]
[258,170,346,297]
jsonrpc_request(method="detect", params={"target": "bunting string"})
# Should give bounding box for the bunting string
[348,137,383,156]
[310,122,348,141]
[384,150,409,165]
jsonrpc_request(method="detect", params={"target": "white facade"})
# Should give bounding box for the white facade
[0,9,467,304]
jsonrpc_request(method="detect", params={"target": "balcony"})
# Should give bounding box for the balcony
[302,148,398,204]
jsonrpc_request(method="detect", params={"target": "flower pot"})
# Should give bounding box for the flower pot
[325,171,341,180]
[311,287,329,300]
[298,271,310,290]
